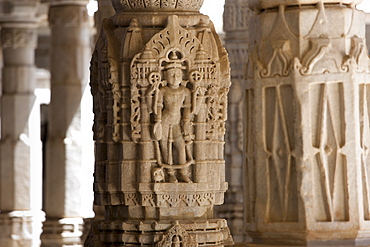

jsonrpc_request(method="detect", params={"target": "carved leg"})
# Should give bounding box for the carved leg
[167,169,178,183]
[179,168,192,183]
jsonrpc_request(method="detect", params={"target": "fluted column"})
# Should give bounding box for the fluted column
[0,1,44,246]
[217,0,252,243]
[245,0,370,245]
[41,2,92,246]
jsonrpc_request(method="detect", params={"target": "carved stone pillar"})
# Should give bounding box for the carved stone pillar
[41,2,92,246]
[245,0,370,245]
[217,0,252,243]
[85,0,233,246]
[92,0,115,220]
[0,1,45,246]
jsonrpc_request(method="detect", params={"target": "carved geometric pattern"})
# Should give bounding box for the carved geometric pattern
[360,84,370,220]
[157,193,215,207]
[310,83,348,222]
[261,40,291,78]
[264,85,298,222]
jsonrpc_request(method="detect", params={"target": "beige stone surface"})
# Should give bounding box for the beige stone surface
[86,0,233,245]
[218,0,252,243]
[0,1,45,245]
[41,2,92,247]
[245,0,370,245]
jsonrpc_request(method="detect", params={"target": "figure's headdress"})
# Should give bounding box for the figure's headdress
[164,51,184,70]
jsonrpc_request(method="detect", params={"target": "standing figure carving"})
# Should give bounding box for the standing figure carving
[150,52,193,183]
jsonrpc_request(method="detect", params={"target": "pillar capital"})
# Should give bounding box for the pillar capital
[48,4,89,27]
[48,0,89,6]
[1,27,37,49]
[249,0,362,11]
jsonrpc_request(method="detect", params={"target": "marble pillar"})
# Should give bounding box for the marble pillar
[41,2,92,246]
[0,1,45,246]
[218,0,252,243]
[85,0,234,246]
[245,0,370,245]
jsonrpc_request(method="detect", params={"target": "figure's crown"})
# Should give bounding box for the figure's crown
[164,52,184,70]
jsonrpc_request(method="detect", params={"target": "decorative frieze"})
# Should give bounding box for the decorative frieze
[1,28,37,49]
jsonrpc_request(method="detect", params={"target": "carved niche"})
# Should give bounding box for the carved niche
[130,15,228,183]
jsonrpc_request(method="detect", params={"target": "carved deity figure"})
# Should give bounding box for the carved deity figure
[151,52,193,183]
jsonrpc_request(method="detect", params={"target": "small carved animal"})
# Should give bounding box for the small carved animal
[153,168,165,183]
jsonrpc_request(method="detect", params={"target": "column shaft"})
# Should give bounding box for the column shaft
[41,3,91,247]
[246,0,370,245]
[218,0,252,243]
[0,24,44,247]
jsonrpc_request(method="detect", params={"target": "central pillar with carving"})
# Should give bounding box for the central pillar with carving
[245,0,370,245]
[86,0,233,246]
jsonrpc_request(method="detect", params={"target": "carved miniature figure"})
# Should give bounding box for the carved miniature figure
[150,52,193,183]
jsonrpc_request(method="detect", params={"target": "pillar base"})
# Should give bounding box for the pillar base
[41,217,84,247]
[85,219,234,246]
[0,210,45,247]
[217,203,251,243]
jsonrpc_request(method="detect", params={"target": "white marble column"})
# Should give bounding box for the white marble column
[41,2,92,246]
[217,0,252,243]
[245,0,370,245]
[0,1,45,246]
